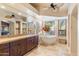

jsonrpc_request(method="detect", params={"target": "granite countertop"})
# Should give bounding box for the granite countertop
[0,34,38,44]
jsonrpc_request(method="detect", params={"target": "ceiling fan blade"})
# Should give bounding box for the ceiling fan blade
[50,7,60,12]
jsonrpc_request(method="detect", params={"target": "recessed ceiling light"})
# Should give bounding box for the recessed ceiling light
[18,13,22,15]
[11,3,15,4]
[1,5,6,9]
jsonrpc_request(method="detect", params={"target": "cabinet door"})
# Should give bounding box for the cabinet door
[33,36,38,47]
[9,40,21,56]
[26,38,31,51]
[26,37,33,51]
[0,43,9,56]
[20,39,27,55]
[10,45,18,56]
[30,37,34,49]
[26,38,29,51]
[35,36,38,45]
[32,37,35,48]
[30,37,34,48]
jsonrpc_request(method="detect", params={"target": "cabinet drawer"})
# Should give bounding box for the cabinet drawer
[0,48,9,56]
[0,43,9,50]
[10,40,21,46]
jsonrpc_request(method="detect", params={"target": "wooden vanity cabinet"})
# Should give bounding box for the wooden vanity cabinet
[0,35,38,56]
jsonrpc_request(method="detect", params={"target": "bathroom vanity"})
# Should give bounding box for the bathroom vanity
[0,8,40,56]
[0,35,38,56]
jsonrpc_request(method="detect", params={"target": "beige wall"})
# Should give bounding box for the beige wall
[71,16,77,55]
[68,4,77,55]
[78,4,79,56]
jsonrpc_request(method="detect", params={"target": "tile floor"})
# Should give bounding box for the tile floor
[24,43,70,56]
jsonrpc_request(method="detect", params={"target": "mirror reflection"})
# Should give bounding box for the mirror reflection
[0,18,39,37]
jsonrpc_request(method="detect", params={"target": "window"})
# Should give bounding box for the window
[58,19,66,36]
[44,20,56,35]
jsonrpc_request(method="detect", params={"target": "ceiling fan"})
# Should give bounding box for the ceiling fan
[41,3,64,12]
[50,3,57,10]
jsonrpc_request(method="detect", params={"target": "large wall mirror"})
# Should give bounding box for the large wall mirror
[0,19,38,37]
[0,20,15,37]
[1,21,10,36]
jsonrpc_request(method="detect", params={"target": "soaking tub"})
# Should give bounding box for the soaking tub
[39,35,57,45]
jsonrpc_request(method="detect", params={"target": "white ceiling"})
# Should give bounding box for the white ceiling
[0,3,38,18]
[0,3,70,18]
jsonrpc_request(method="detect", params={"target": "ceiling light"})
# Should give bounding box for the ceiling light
[18,13,22,15]
[1,5,6,9]
[11,3,15,4]
[10,3,15,5]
